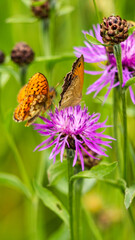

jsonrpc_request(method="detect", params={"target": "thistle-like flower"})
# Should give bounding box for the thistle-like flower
[74,24,135,103]
[34,106,114,170]
[100,15,128,52]
[31,0,50,19]
[11,42,34,66]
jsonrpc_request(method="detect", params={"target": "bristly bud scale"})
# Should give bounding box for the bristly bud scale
[100,15,128,53]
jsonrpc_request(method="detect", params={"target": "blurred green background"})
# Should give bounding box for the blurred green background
[0,0,135,240]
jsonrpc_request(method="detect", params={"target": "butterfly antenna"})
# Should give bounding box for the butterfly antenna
[54,77,64,89]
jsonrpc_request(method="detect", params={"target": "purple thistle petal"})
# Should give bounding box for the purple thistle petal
[34,106,114,170]
[78,147,84,171]
[75,24,135,104]
[34,135,55,151]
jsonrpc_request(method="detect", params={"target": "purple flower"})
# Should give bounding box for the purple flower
[74,24,135,103]
[34,106,114,170]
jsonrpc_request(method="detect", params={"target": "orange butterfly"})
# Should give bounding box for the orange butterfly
[13,72,56,126]
[59,55,84,110]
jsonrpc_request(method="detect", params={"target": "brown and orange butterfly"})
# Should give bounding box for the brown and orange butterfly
[13,72,56,126]
[59,54,84,110]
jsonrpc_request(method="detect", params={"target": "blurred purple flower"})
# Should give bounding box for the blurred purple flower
[34,106,114,170]
[74,24,135,103]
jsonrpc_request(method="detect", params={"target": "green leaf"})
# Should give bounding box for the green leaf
[48,160,67,186]
[48,224,69,240]
[86,34,108,46]
[128,26,135,36]
[0,72,10,87]
[35,53,75,63]
[103,178,126,192]
[124,184,135,209]
[57,6,74,16]
[0,66,19,82]
[21,0,30,7]
[34,181,69,226]
[31,0,47,6]
[6,16,37,23]
[124,76,135,90]
[71,162,118,181]
[0,173,31,199]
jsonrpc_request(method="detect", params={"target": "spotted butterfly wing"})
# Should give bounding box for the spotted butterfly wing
[13,72,55,126]
[59,55,84,110]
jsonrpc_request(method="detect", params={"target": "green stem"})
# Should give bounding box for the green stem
[67,149,74,240]
[49,5,55,55]
[74,179,83,240]
[113,87,121,173]
[41,19,51,56]
[113,44,127,182]
[20,65,27,86]
[93,0,101,23]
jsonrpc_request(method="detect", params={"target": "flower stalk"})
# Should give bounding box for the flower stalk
[113,44,127,181]
[93,0,101,23]
[113,86,121,173]
[20,65,27,86]
[67,149,74,240]
[74,178,83,240]
[41,19,51,56]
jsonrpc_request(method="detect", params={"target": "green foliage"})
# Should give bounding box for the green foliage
[0,0,135,239]
[86,33,108,46]
[34,181,69,227]
[124,184,135,209]
[48,160,67,186]
[71,162,118,181]
[0,172,31,198]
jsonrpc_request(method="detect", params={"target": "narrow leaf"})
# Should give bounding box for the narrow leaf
[6,16,37,23]
[21,0,30,7]
[35,53,75,63]
[124,184,135,209]
[48,160,67,186]
[0,173,31,198]
[124,76,135,89]
[0,66,19,82]
[86,34,108,46]
[103,178,126,192]
[34,181,69,226]
[71,162,118,181]
[58,6,74,16]
[31,0,47,6]
[128,26,135,36]
[0,72,10,87]
[48,224,69,240]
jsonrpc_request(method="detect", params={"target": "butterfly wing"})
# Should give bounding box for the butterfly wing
[59,75,82,110]
[17,84,27,103]
[59,55,84,110]
[13,72,50,126]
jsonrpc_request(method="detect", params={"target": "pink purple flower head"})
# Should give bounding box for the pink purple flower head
[74,24,135,103]
[33,105,114,170]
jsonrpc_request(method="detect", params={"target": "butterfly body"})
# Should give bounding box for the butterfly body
[13,72,56,126]
[59,55,84,110]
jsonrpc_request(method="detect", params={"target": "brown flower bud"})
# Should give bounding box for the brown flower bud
[0,51,5,64]
[31,0,50,19]
[100,15,128,53]
[11,42,34,66]
[77,143,101,169]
